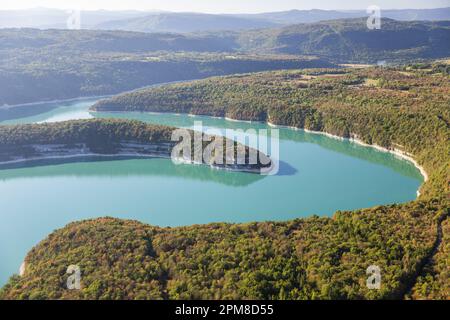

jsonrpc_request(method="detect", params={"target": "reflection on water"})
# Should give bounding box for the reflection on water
[96,111,423,181]
[0,156,265,187]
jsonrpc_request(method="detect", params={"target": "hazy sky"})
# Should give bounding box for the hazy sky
[1,0,449,13]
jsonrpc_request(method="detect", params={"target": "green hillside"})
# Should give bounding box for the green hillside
[237,19,450,63]
[0,201,447,300]
[0,29,335,106]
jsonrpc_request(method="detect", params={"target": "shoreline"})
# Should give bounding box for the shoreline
[266,122,429,193]
[300,127,429,182]
[0,95,109,110]
[93,108,429,190]
[224,117,256,124]
[1,79,201,110]
[229,117,429,196]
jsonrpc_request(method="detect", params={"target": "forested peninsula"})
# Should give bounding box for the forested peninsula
[0,119,271,173]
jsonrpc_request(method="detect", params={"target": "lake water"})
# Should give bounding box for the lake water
[0,98,423,285]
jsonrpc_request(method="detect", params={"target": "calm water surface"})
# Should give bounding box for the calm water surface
[0,99,423,284]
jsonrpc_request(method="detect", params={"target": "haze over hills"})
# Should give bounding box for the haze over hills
[96,12,280,33]
[0,8,151,29]
[1,7,449,32]
[237,7,450,24]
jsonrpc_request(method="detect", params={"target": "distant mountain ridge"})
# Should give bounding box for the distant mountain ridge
[95,8,450,33]
[237,7,450,24]
[0,8,150,29]
[96,12,280,33]
[96,8,450,33]
[0,7,449,32]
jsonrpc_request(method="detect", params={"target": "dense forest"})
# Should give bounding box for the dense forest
[0,119,174,146]
[0,39,325,106]
[409,218,450,299]
[1,17,449,105]
[0,201,447,300]
[3,19,447,57]
[1,63,448,300]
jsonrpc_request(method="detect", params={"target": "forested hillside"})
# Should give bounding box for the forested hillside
[409,218,450,299]
[0,30,335,106]
[0,119,271,171]
[0,52,323,106]
[0,201,447,300]
[236,19,450,63]
[1,18,449,105]
[1,28,331,105]
[0,119,173,146]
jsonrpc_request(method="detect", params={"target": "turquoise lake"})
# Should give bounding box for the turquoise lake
[0,98,423,285]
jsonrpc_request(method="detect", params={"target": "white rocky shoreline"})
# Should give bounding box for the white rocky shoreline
[0,142,271,174]
[265,122,429,196]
